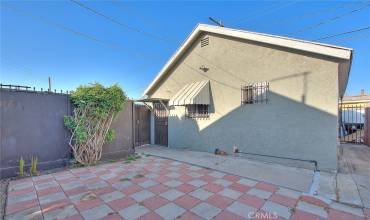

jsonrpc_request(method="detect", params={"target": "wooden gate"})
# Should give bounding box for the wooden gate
[134,104,151,146]
[153,102,168,146]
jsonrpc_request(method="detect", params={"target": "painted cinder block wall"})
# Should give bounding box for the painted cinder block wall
[149,33,344,171]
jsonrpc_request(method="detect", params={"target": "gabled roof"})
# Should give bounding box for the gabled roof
[144,23,353,96]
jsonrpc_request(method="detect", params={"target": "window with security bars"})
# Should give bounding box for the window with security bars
[241,82,269,105]
[185,104,209,118]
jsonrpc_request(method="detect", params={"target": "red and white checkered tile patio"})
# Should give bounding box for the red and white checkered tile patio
[5,155,369,220]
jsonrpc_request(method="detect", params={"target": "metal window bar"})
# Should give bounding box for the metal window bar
[339,101,367,144]
[185,104,209,119]
[241,82,269,105]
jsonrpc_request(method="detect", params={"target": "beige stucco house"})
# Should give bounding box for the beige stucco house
[141,24,353,171]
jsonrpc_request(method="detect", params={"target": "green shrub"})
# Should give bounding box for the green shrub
[64,83,127,165]
[19,157,24,177]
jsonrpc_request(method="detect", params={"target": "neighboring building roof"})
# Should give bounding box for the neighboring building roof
[169,80,210,106]
[342,94,370,103]
[144,23,353,96]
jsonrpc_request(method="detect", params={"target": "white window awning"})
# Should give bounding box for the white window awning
[169,81,210,106]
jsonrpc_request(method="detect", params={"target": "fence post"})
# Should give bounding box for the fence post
[365,107,370,147]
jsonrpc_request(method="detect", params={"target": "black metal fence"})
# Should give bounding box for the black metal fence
[339,102,369,144]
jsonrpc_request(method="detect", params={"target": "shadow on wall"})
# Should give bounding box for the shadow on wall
[168,91,338,171]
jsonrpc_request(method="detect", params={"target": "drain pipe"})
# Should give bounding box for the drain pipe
[234,150,320,195]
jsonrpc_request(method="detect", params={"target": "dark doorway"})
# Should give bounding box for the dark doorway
[134,104,151,146]
[154,102,168,146]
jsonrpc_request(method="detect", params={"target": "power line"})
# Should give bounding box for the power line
[314,26,370,41]
[3,4,155,61]
[233,1,297,26]
[289,3,370,35]
[252,1,351,30]
[69,0,169,43]
[334,33,370,43]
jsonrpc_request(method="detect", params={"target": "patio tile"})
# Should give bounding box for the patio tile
[188,179,207,187]
[163,179,182,188]
[8,186,34,197]
[176,211,203,220]
[270,193,297,208]
[199,175,216,182]
[178,174,193,182]
[107,197,135,212]
[202,183,224,193]
[238,194,265,209]
[218,188,242,199]
[189,188,214,201]
[43,204,78,220]
[121,185,142,195]
[40,198,71,212]
[208,171,225,178]
[191,202,221,220]
[261,201,292,219]
[81,204,115,220]
[148,184,169,194]
[166,172,181,178]
[247,188,272,199]
[35,181,59,191]
[159,189,185,201]
[61,181,84,191]
[65,186,88,196]
[174,195,201,209]
[5,206,42,220]
[39,192,67,205]
[188,172,203,178]
[86,180,109,190]
[119,204,150,220]
[255,182,278,192]
[37,187,62,197]
[299,195,330,208]
[223,174,240,182]
[7,191,37,205]
[138,180,159,188]
[296,201,328,218]
[207,194,233,209]
[237,178,257,187]
[8,181,33,191]
[176,183,197,193]
[142,196,169,210]
[140,211,164,220]
[94,186,116,196]
[188,166,202,171]
[213,179,232,187]
[229,182,251,193]
[214,210,245,220]
[100,191,125,203]
[130,189,155,202]
[112,180,133,190]
[75,198,102,212]
[291,210,326,220]
[155,202,186,220]
[6,199,39,215]
[226,201,257,218]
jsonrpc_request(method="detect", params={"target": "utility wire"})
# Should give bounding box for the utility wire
[3,4,156,61]
[289,3,370,35]
[314,26,370,41]
[69,0,169,43]
[334,33,370,43]
[233,1,297,26]
[252,1,351,29]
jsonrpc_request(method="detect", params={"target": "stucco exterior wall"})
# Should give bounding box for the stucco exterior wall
[149,33,341,171]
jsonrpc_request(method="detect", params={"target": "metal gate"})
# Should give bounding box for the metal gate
[134,104,151,146]
[153,102,168,146]
[339,103,369,144]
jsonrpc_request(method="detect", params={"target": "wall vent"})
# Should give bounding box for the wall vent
[200,36,209,47]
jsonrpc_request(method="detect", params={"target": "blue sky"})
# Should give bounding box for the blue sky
[1,1,369,98]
